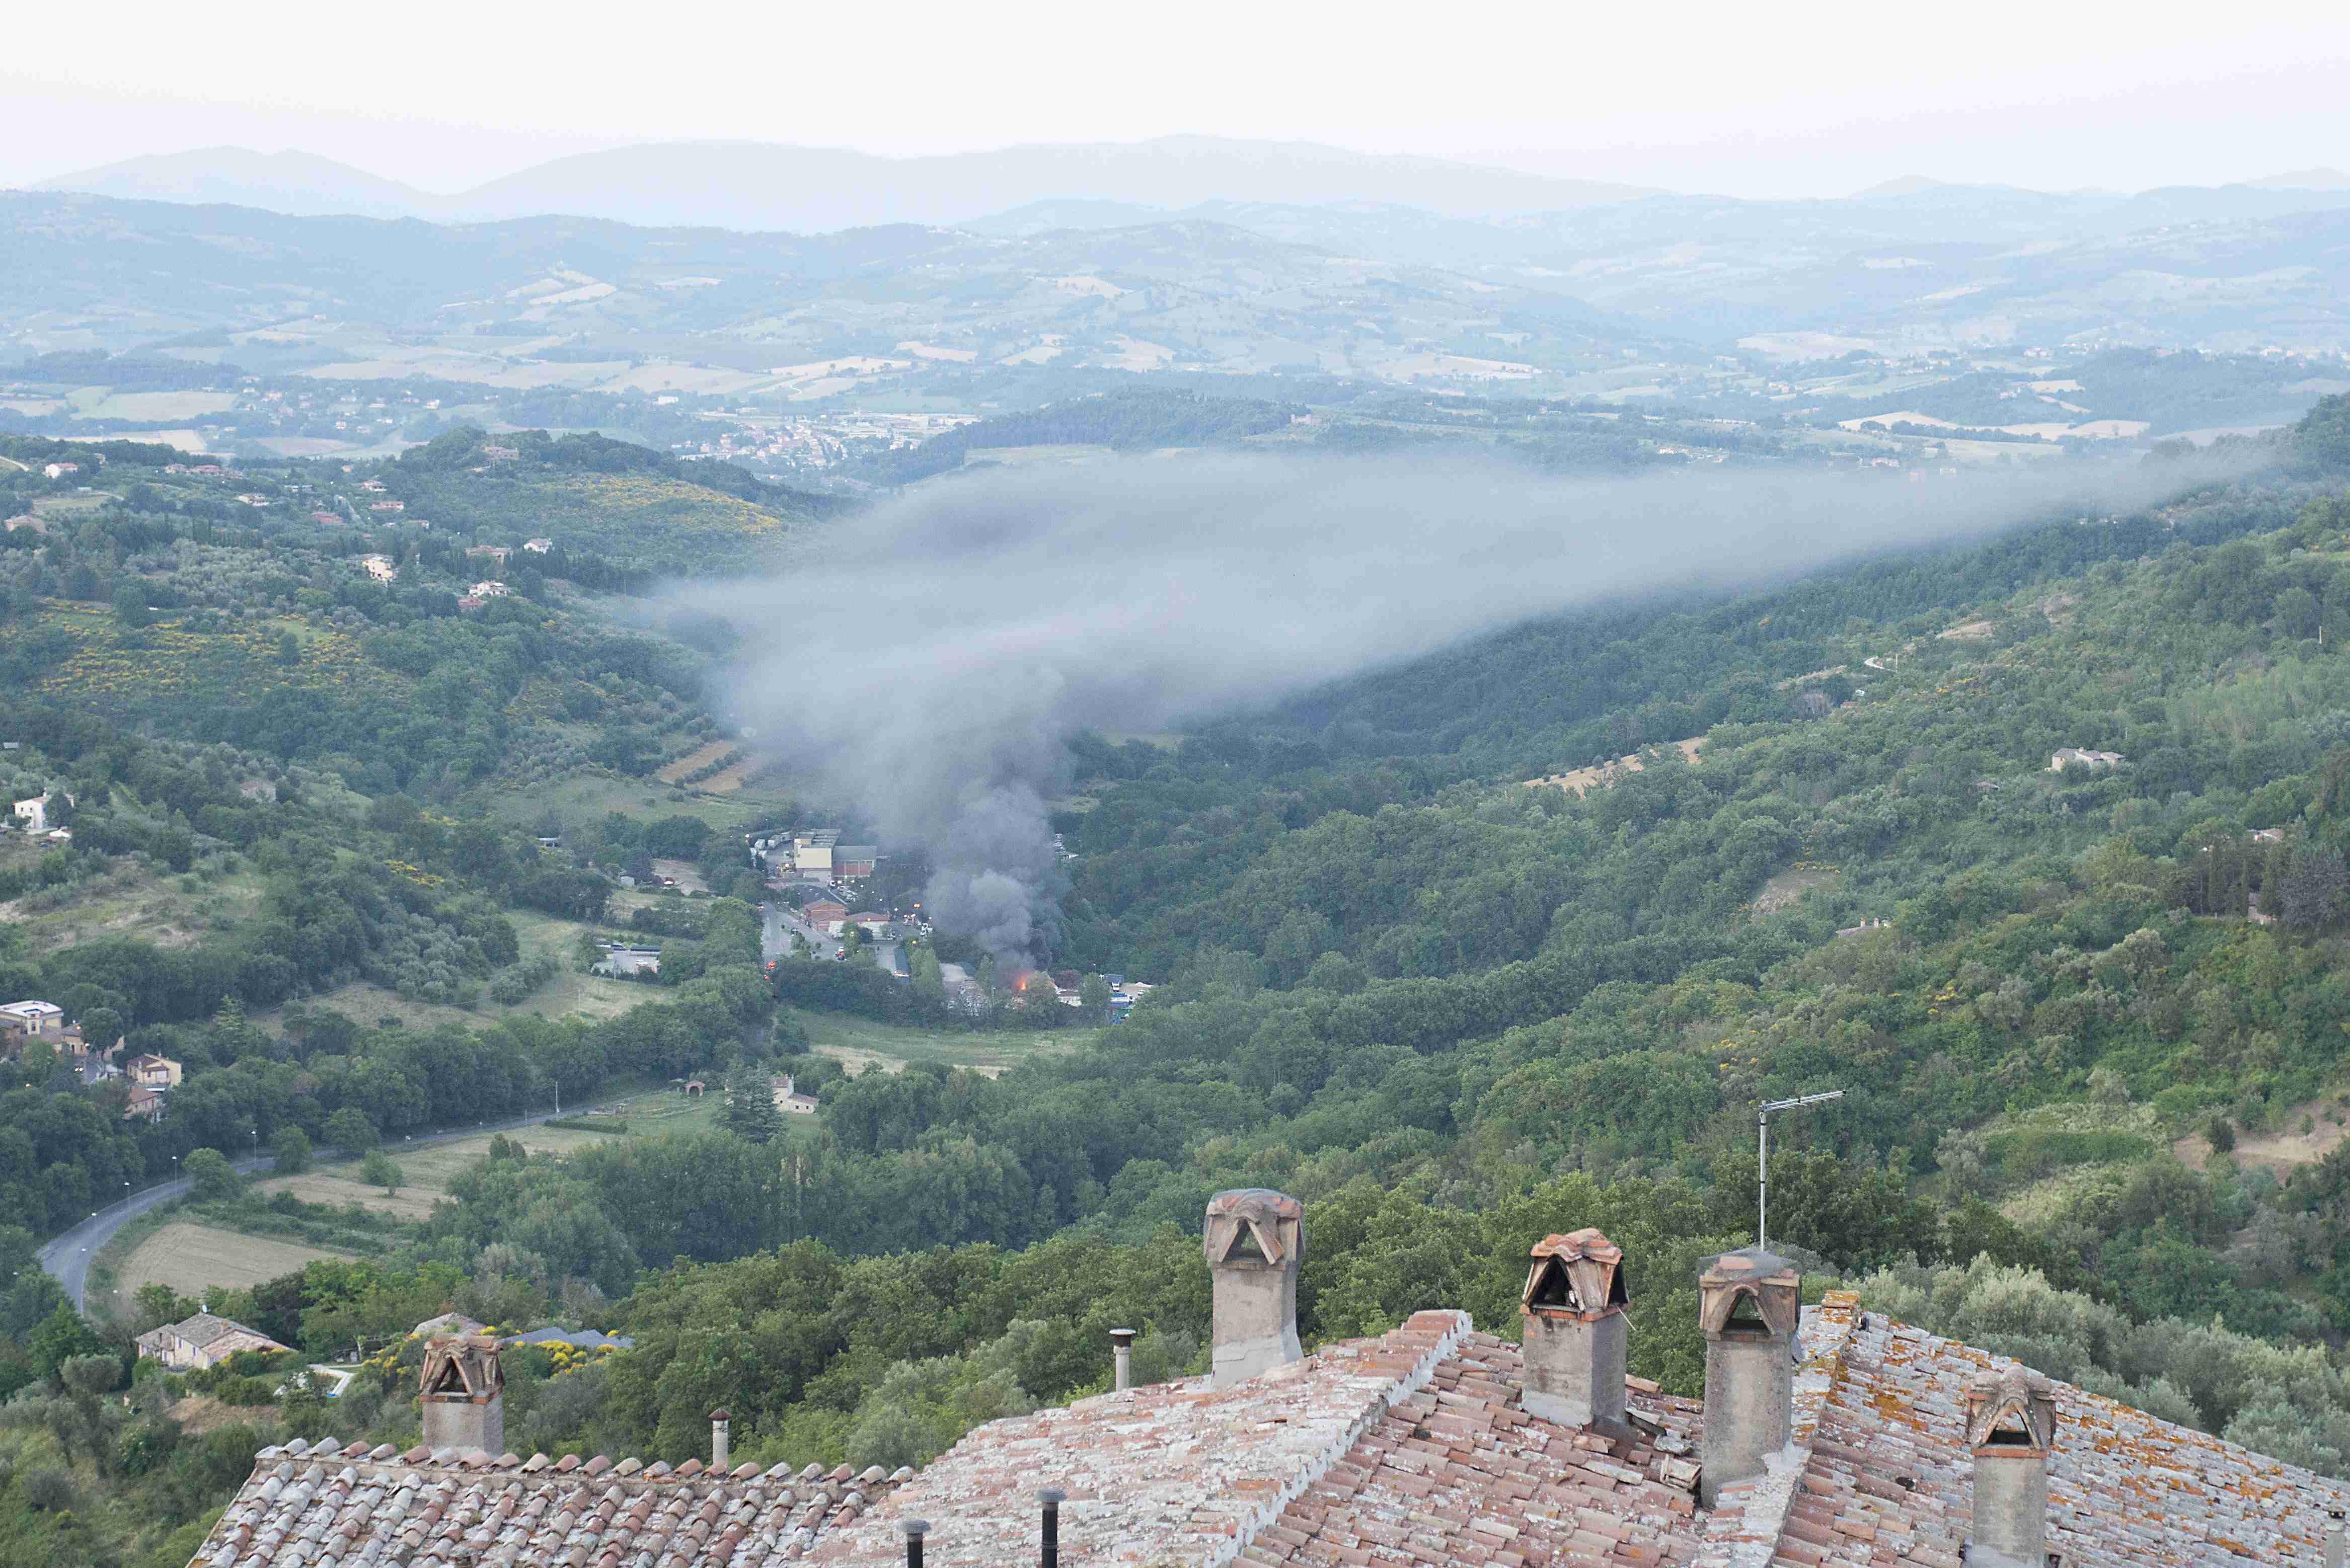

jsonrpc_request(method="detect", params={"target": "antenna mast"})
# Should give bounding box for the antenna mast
[1758,1089,1846,1253]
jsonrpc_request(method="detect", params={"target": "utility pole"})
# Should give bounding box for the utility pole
[1758,1090,1845,1253]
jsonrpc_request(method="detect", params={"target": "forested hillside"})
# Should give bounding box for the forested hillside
[11,402,2350,1561]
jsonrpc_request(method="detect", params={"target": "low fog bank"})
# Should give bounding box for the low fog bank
[675,451,2242,964]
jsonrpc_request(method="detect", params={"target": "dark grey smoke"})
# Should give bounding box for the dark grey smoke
[678,451,2232,964]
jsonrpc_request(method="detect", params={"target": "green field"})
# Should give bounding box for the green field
[251,908,647,1035]
[250,1083,807,1220]
[799,1011,1097,1077]
[256,1120,645,1219]
[117,1221,355,1304]
[0,844,267,952]
[473,767,795,834]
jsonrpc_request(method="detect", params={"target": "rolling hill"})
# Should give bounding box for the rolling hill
[0,193,1669,378]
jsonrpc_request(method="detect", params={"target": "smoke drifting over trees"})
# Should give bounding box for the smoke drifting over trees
[681,452,2224,964]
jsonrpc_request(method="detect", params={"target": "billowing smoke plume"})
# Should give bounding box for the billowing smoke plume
[677,451,2230,964]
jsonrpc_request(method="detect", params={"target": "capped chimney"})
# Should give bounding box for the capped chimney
[1519,1228,1630,1434]
[1965,1369,2057,1568]
[418,1333,504,1456]
[1203,1188,1302,1387]
[710,1408,731,1473]
[2326,1508,2345,1568]
[1695,1246,1800,1507]
[1109,1327,1136,1392]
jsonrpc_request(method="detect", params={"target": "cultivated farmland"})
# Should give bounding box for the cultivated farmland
[118,1223,355,1302]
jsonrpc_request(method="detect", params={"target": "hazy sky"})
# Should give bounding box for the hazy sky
[3,2,2345,197]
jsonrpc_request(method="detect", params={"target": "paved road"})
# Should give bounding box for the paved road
[38,1106,576,1313]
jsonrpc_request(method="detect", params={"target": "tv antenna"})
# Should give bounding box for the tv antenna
[1759,1090,1845,1253]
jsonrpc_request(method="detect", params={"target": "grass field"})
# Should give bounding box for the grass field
[66,388,238,421]
[251,908,645,1035]
[474,768,796,835]
[0,850,267,951]
[31,492,122,518]
[258,1120,652,1218]
[118,1222,354,1302]
[800,1012,1096,1077]
[657,740,733,783]
[252,1086,766,1217]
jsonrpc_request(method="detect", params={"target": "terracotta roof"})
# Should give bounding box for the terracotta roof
[166,1311,290,1353]
[193,1296,2350,1568]
[1249,1330,1706,1567]
[198,1439,911,1568]
[1747,1298,2350,1567]
[810,1309,1473,1567]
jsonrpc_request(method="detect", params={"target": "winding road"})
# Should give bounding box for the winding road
[38,1107,577,1313]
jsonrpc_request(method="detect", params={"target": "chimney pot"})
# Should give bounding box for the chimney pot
[1694,1246,1800,1507]
[1203,1189,1302,1386]
[1109,1327,1136,1391]
[418,1334,504,1457]
[899,1518,930,1568]
[1520,1228,1631,1433]
[1965,1369,2058,1568]
[2325,1508,2345,1568]
[709,1408,731,1474]
[1039,1488,1066,1568]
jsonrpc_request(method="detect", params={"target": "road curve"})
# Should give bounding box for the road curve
[39,1107,576,1314]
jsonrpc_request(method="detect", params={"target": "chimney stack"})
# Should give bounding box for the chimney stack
[418,1334,504,1456]
[1203,1188,1302,1387]
[1109,1327,1136,1392]
[1519,1228,1630,1434]
[1965,1370,2057,1568]
[2326,1508,2345,1568]
[710,1408,731,1472]
[1695,1246,1800,1507]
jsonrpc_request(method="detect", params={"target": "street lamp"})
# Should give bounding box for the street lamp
[1758,1090,1845,1254]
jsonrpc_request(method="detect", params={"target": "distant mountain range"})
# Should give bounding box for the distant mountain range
[30,137,1666,231]
[9,175,2350,400]
[26,139,2350,237]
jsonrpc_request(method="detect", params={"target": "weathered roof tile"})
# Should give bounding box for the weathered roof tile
[193,1298,2350,1567]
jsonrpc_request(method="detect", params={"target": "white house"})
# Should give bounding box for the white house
[523,537,554,553]
[2049,748,2125,772]
[592,944,661,978]
[470,580,512,598]
[361,555,398,583]
[42,462,78,480]
[11,793,62,833]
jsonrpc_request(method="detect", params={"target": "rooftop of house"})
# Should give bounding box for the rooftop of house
[198,1443,911,1568]
[140,1310,289,1354]
[191,1198,2350,1568]
[1768,1305,2348,1567]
